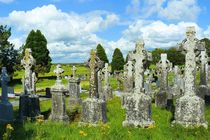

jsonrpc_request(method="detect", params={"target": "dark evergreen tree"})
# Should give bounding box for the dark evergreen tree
[96,44,109,63]
[23,30,52,74]
[0,25,18,76]
[166,47,185,66]
[111,48,124,73]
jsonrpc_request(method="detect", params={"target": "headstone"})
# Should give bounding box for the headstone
[80,49,107,124]
[50,64,69,122]
[19,49,41,120]
[123,40,155,127]
[45,88,52,98]
[123,61,134,93]
[32,72,37,94]
[172,26,208,128]
[198,50,209,98]
[68,66,82,110]
[97,69,104,99]
[155,53,171,108]
[72,65,77,79]
[102,63,112,100]
[0,67,13,123]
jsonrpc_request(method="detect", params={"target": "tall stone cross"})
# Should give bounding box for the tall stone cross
[87,49,104,98]
[72,65,77,79]
[102,63,110,87]
[123,60,134,92]
[21,48,36,94]
[129,40,152,93]
[54,64,64,84]
[0,67,10,103]
[199,50,208,85]
[156,53,171,91]
[178,26,205,96]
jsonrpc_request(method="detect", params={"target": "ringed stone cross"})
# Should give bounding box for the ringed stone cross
[54,64,64,83]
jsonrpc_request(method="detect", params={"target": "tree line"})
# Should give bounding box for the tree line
[1,24,210,77]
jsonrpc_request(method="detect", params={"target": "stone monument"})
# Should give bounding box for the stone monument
[172,26,208,128]
[123,40,155,127]
[80,49,107,124]
[155,53,171,108]
[123,60,134,93]
[0,67,13,123]
[50,64,69,122]
[102,63,112,100]
[68,66,82,110]
[19,48,41,120]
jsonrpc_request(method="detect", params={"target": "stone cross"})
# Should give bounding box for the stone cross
[156,53,171,91]
[0,67,10,103]
[21,48,36,94]
[198,50,208,85]
[54,64,64,84]
[123,60,134,92]
[32,72,37,94]
[72,65,77,79]
[178,26,205,96]
[86,49,104,98]
[129,40,152,93]
[102,63,110,87]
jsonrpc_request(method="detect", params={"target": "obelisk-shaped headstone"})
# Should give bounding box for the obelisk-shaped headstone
[0,67,13,123]
[123,40,154,127]
[172,26,208,128]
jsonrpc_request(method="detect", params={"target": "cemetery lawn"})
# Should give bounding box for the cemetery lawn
[0,95,210,140]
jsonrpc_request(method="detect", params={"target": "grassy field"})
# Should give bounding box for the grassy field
[1,95,210,140]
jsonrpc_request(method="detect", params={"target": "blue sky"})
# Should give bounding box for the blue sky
[0,0,210,63]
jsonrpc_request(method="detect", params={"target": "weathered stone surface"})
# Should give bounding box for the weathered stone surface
[123,40,154,128]
[81,98,107,123]
[0,67,14,123]
[123,61,134,93]
[172,26,208,128]
[155,53,171,108]
[81,49,106,124]
[50,64,69,122]
[102,63,112,100]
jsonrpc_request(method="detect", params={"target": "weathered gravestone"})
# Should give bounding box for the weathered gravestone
[97,69,104,99]
[80,49,107,124]
[123,60,134,93]
[68,66,82,110]
[171,66,185,99]
[19,48,41,120]
[172,26,208,128]
[198,50,209,99]
[155,53,171,108]
[50,64,69,122]
[102,63,112,100]
[123,40,155,127]
[0,67,13,123]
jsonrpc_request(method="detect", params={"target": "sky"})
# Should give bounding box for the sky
[0,0,210,63]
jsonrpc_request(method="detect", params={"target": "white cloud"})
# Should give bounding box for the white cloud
[0,0,14,4]
[2,4,119,63]
[126,0,201,21]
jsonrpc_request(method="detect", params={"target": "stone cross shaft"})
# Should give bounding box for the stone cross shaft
[178,26,205,96]
[199,50,208,85]
[0,67,10,103]
[21,48,36,94]
[102,63,110,87]
[87,49,103,98]
[72,65,77,79]
[54,64,64,84]
[129,40,152,93]
[157,53,171,91]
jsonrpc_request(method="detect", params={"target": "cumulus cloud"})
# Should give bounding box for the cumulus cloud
[2,4,119,63]
[126,0,201,21]
[0,0,14,4]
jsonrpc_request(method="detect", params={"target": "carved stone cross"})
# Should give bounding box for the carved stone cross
[87,49,104,98]
[0,67,10,103]
[129,40,152,93]
[198,50,208,85]
[72,65,77,79]
[54,64,64,82]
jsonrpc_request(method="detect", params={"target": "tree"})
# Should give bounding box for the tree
[0,25,18,76]
[201,38,210,57]
[165,47,185,66]
[23,30,52,74]
[111,48,124,73]
[151,48,165,64]
[96,44,109,63]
